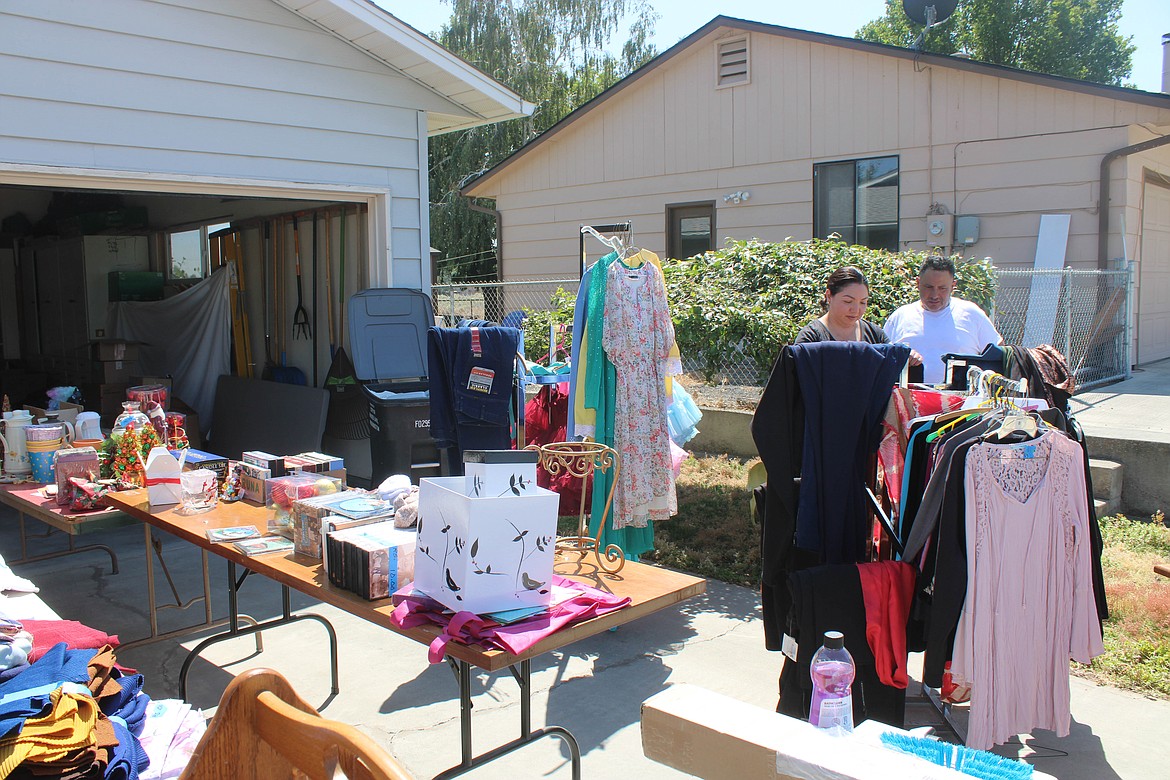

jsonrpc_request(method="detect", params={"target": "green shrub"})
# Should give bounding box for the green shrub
[519,238,997,383]
[661,238,996,382]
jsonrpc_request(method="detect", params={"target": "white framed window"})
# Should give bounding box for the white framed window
[167,222,230,280]
[715,35,750,89]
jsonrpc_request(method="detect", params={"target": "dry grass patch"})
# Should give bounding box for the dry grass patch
[1073,514,1170,698]
[644,453,761,587]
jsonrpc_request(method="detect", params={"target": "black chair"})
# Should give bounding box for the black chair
[205,375,328,460]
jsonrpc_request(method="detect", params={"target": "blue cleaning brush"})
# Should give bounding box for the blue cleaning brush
[879,731,1034,780]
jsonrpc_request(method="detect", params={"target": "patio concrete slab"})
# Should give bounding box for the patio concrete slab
[1,504,1167,779]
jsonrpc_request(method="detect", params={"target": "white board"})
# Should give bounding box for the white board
[1022,214,1071,346]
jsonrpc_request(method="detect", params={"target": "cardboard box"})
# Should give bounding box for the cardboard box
[90,340,139,362]
[464,449,539,498]
[416,476,558,614]
[237,462,271,504]
[23,401,84,426]
[97,384,130,427]
[91,360,133,384]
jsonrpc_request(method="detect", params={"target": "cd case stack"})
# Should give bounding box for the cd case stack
[324,520,416,600]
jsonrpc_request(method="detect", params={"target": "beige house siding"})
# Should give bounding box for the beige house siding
[471,26,1170,284]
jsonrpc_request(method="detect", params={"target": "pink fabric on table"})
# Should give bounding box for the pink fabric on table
[390,575,631,663]
[878,387,964,511]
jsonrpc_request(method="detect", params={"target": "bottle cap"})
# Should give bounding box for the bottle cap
[823,630,844,649]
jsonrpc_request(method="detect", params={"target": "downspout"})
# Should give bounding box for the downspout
[1097,132,1170,268]
[466,199,503,278]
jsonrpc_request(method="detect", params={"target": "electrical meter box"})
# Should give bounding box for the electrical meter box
[955,215,981,246]
[925,214,954,247]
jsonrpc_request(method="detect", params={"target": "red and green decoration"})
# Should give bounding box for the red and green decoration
[102,423,162,486]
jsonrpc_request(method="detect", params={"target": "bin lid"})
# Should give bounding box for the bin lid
[348,288,435,382]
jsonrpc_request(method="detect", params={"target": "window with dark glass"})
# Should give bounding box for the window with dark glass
[666,203,716,260]
[813,156,899,251]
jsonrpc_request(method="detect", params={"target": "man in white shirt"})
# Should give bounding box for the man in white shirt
[884,256,1002,384]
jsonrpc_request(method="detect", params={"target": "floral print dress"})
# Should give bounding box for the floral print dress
[601,260,679,528]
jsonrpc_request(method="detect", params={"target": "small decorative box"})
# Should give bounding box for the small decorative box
[463,449,539,498]
[177,448,229,485]
[54,447,100,506]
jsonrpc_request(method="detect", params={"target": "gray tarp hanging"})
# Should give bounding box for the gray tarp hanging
[108,267,230,433]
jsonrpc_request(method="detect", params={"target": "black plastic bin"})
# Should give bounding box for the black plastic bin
[348,288,443,485]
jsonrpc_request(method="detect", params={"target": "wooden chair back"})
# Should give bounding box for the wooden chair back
[178,668,413,780]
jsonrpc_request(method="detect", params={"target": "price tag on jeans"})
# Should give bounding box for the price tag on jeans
[467,366,495,394]
[782,633,798,662]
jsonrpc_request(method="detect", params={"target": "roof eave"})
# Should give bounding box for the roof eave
[272,0,533,132]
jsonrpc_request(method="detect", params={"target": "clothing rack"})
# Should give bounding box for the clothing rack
[579,222,632,277]
[966,366,1028,399]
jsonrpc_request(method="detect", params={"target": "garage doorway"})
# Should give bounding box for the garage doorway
[1138,177,1170,365]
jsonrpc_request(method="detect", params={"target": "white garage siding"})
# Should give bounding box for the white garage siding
[0,0,470,287]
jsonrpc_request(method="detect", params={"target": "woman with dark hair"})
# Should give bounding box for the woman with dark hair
[794,267,889,344]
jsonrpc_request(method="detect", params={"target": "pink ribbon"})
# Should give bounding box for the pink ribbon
[144,476,180,486]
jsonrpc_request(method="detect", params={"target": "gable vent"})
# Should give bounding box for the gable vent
[716,36,750,88]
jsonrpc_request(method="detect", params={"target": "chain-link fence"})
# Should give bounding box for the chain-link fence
[432,278,580,328]
[991,266,1131,391]
[434,266,1133,392]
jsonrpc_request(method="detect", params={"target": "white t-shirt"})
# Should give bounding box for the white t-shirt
[883,297,1001,384]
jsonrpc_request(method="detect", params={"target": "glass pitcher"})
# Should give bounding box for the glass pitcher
[111,401,151,440]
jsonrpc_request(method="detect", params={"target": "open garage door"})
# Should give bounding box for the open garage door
[1138,178,1170,365]
[0,172,386,483]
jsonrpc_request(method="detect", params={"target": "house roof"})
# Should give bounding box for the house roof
[271,0,534,135]
[462,14,1170,195]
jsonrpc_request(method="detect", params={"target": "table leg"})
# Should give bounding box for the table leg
[8,510,119,574]
[434,658,582,780]
[178,562,339,700]
[120,526,261,652]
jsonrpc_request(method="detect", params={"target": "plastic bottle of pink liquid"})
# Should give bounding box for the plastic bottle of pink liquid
[808,630,855,731]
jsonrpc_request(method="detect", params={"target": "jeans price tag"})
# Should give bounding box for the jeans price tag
[470,327,482,357]
[467,366,495,394]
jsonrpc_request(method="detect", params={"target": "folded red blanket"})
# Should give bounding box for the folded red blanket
[22,620,120,663]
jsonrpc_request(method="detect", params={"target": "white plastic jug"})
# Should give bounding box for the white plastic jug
[75,411,102,441]
[0,410,34,476]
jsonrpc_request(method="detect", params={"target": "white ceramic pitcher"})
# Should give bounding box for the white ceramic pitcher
[0,410,34,476]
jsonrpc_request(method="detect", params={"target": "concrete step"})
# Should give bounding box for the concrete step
[1095,496,1121,518]
[1089,458,1123,503]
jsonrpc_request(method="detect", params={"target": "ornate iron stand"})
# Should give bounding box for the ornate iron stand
[528,441,625,575]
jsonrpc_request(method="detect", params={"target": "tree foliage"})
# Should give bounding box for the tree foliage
[856,0,1134,86]
[429,0,658,281]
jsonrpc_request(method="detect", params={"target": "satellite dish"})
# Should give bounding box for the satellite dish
[902,0,958,27]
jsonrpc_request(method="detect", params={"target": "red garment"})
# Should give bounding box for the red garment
[389,575,630,662]
[855,561,916,689]
[22,620,119,662]
[878,387,964,512]
[524,384,592,515]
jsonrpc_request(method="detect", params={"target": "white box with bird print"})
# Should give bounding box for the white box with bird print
[463,449,539,499]
[415,475,558,615]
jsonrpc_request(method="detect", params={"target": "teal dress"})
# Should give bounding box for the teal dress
[583,252,655,559]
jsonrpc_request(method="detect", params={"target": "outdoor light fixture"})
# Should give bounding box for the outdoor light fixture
[723,190,750,204]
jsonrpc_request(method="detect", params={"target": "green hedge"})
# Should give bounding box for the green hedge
[521,238,996,383]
